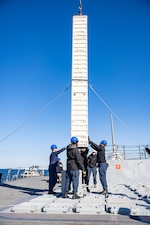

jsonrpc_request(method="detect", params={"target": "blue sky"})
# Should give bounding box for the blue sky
[0,0,150,168]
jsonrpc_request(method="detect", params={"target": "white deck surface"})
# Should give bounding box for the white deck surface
[0,168,150,225]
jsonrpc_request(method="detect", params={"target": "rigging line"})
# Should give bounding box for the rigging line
[0,85,71,144]
[89,83,145,147]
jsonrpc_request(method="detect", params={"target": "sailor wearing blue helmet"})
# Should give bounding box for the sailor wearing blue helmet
[64,136,86,199]
[48,144,66,194]
[88,137,109,195]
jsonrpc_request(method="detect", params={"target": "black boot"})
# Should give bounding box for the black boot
[72,192,80,199]
[100,189,108,195]
[87,187,90,193]
[48,190,56,194]
[64,192,69,198]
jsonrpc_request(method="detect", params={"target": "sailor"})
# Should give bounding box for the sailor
[48,144,66,194]
[88,137,109,195]
[86,149,97,192]
[64,136,86,199]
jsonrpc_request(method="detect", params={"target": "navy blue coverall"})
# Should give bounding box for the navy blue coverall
[48,147,66,193]
[88,140,108,191]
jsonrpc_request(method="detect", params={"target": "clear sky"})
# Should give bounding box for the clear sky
[0,0,150,168]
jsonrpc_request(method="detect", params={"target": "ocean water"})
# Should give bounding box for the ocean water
[0,169,49,182]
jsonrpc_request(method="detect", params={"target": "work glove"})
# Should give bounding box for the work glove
[82,170,86,177]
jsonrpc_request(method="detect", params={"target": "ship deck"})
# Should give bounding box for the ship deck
[0,176,150,225]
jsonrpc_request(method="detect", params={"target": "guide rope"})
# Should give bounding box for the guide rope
[0,85,71,144]
[89,83,149,153]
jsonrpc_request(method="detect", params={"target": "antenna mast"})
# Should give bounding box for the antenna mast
[79,0,82,15]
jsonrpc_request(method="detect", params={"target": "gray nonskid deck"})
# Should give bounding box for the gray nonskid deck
[0,213,149,225]
[4,185,150,216]
[0,176,150,224]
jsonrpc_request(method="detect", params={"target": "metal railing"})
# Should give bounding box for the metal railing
[106,145,150,160]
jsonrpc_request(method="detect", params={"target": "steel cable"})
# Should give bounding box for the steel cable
[89,83,147,148]
[0,85,71,144]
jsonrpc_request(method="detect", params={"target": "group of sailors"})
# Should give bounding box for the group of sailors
[48,136,108,199]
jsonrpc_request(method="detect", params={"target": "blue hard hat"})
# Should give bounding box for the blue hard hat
[71,136,78,144]
[51,144,57,150]
[100,140,107,145]
[57,158,61,161]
